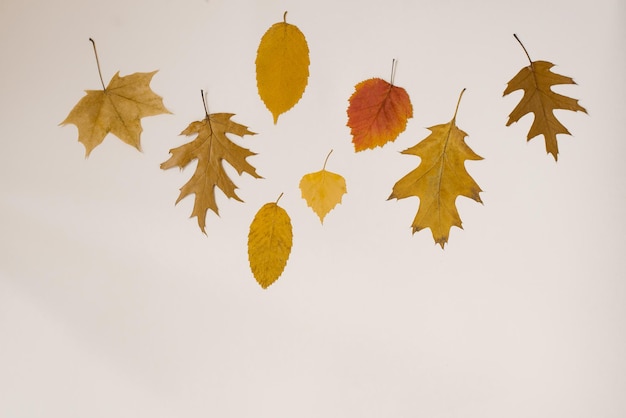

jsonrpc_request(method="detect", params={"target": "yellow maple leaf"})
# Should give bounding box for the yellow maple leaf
[60,39,170,156]
[248,195,293,289]
[256,11,310,124]
[161,94,261,234]
[299,150,347,223]
[504,34,587,160]
[389,89,482,248]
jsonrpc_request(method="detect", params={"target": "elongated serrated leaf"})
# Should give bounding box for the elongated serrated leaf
[248,202,293,289]
[256,13,310,124]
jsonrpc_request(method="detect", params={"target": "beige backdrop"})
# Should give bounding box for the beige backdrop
[1,0,625,417]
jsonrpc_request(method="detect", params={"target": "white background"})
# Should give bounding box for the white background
[1,0,625,417]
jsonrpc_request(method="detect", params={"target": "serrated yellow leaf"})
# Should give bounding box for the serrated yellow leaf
[299,150,347,223]
[256,12,310,124]
[389,89,482,248]
[248,200,293,289]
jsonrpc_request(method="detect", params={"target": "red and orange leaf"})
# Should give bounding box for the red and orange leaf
[347,77,413,152]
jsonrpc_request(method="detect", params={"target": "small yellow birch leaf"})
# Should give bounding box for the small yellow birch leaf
[256,11,310,124]
[248,196,293,289]
[299,150,347,223]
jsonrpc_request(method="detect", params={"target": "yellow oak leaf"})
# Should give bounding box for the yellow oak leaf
[161,101,260,234]
[60,40,170,156]
[248,196,293,289]
[256,11,310,124]
[299,150,347,223]
[504,35,587,160]
[389,89,482,248]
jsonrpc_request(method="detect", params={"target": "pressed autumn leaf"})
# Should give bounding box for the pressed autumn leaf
[347,60,413,151]
[389,89,482,248]
[60,39,170,156]
[504,34,587,160]
[299,150,347,223]
[160,92,260,234]
[248,195,293,289]
[256,11,310,124]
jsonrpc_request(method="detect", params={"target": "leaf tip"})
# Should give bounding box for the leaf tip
[549,150,559,162]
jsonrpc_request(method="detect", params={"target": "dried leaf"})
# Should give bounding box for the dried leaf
[256,12,310,124]
[61,70,170,156]
[389,89,482,248]
[161,111,260,234]
[248,198,293,289]
[347,76,413,152]
[299,150,347,223]
[504,35,587,160]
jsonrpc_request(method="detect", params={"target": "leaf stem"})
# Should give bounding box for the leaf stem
[390,58,397,86]
[275,192,284,204]
[283,11,288,23]
[89,38,106,90]
[513,34,533,65]
[322,149,334,170]
[453,88,466,120]
[200,89,210,117]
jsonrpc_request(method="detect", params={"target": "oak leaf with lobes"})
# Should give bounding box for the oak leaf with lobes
[504,34,587,160]
[61,39,170,156]
[389,89,482,248]
[161,99,261,234]
[347,63,413,151]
